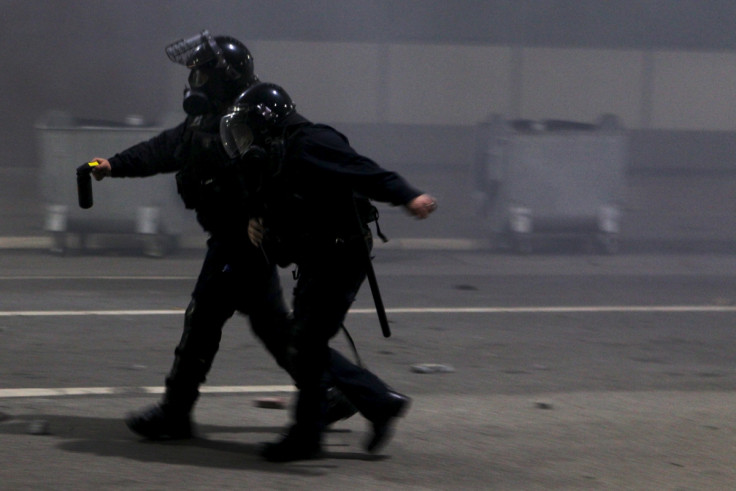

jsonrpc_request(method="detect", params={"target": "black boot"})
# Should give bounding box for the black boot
[125,367,200,440]
[260,426,323,462]
[324,386,358,426]
[125,299,221,440]
[125,345,203,440]
[364,391,411,453]
[262,381,325,462]
[125,402,193,440]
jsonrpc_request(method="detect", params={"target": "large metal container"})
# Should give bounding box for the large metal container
[474,114,627,253]
[36,112,187,256]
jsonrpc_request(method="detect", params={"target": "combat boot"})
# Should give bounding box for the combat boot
[125,298,214,440]
[364,390,411,453]
[324,386,358,426]
[125,402,193,440]
[260,426,323,462]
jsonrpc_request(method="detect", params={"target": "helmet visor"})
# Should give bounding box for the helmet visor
[165,29,225,69]
[220,111,254,159]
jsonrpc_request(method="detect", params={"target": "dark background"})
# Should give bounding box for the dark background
[5,0,736,167]
[3,0,736,249]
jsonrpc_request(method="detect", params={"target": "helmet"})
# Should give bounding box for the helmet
[166,30,258,115]
[187,35,257,86]
[166,30,257,85]
[220,82,296,159]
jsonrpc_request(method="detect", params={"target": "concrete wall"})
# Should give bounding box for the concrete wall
[6,1,736,248]
[194,42,736,133]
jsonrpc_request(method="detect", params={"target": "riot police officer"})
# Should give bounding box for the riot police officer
[87,31,396,441]
[220,82,438,461]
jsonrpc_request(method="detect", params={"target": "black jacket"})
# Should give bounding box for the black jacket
[108,114,253,240]
[253,113,422,262]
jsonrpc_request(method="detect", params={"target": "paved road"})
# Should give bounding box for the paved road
[1,249,736,489]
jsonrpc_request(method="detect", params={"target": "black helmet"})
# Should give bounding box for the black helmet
[189,36,257,88]
[220,82,296,158]
[167,30,259,115]
[166,30,257,86]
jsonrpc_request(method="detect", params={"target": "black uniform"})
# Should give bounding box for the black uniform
[252,113,421,452]
[109,114,397,424]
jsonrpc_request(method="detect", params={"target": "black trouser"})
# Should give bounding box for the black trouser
[165,237,395,421]
[288,237,395,442]
[164,237,288,409]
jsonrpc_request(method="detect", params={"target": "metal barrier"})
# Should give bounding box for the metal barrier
[474,114,627,253]
[36,112,187,256]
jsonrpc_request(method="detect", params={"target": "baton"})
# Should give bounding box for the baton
[352,198,391,338]
[363,250,391,338]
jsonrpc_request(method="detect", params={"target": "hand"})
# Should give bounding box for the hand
[404,194,438,219]
[248,217,265,247]
[89,158,112,181]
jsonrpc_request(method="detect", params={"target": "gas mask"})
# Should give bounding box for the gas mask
[182,68,228,116]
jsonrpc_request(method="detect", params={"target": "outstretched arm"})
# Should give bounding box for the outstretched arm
[403,193,438,219]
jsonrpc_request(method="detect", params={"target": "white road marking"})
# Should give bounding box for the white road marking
[0,385,296,399]
[1,305,736,317]
[0,276,193,281]
[2,305,733,399]
[0,310,186,316]
[0,236,482,251]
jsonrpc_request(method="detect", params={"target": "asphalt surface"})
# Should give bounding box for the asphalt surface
[1,248,736,490]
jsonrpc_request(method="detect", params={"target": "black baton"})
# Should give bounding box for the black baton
[363,250,391,338]
[352,198,391,338]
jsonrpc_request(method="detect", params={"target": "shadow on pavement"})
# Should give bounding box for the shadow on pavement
[0,413,380,474]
